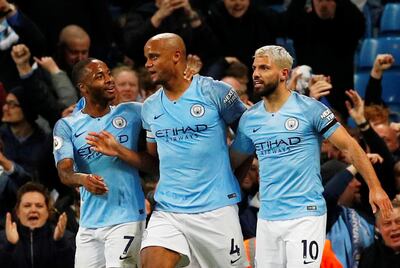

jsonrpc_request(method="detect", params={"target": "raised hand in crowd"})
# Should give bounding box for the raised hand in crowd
[371,54,395,79]
[184,54,202,80]
[0,0,16,19]
[5,212,18,244]
[309,75,332,100]
[34,56,61,74]
[53,212,67,241]
[6,211,68,243]
[152,0,200,28]
[10,44,32,76]
[345,89,366,126]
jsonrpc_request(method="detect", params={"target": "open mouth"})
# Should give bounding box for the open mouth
[28,215,39,223]
[390,233,400,240]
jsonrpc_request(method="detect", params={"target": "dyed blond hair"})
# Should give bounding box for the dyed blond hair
[254,45,293,70]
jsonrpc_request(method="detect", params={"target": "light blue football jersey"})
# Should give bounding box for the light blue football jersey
[232,91,340,221]
[142,75,246,213]
[53,102,146,228]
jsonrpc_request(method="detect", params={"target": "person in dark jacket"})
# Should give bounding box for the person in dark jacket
[359,198,400,268]
[285,0,365,118]
[0,182,75,268]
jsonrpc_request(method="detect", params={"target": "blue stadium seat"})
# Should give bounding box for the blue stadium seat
[382,71,400,104]
[357,37,400,70]
[357,38,379,70]
[376,37,400,68]
[380,3,400,36]
[354,72,370,98]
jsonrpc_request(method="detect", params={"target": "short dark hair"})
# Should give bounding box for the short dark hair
[71,57,96,87]
[15,182,51,212]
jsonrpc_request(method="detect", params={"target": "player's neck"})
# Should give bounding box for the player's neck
[262,86,291,113]
[83,100,111,117]
[163,76,192,101]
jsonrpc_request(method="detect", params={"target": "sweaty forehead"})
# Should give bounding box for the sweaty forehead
[253,56,272,65]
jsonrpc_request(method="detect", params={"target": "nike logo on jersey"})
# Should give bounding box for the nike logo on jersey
[230,257,241,265]
[74,131,85,138]
[303,260,315,264]
[252,127,261,133]
[154,113,164,120]
[119,255,131,260]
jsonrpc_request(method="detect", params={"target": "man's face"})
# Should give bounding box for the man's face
[2,93,24,124]
[252,56,280,97]
[115,70,140,102]
[377,207,400,252]
[64,37,90,68]
[338,178,362,207]
[17,192,49,230]
[373,124,400,153]
[81,60,116,103]
[144,39,175,86]
[313,0,336,20]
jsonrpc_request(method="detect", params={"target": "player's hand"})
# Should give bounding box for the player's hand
[369,186,392,219]
[86,131,120,157]
[34,56,60,74]
[184,54,202,81]
[345,89,365,124]
[5,212,19,244]
[53,212,67,241]
[82,174,108,195]
[366,153,383,165]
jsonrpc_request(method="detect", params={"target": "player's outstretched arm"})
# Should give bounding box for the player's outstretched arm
[57,158,108,195]
[328,126,393,218]
[86,131,158,174]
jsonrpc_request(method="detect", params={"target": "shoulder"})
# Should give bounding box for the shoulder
[114,101,142,114]
[143,88,162,108]
[196,75,231,93]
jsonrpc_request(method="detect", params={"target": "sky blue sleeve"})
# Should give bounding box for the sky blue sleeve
[211,80,246,125]
[231,116,255,154]
[311,100,340,139]
[53,119,74,164]
[141,102,156,143]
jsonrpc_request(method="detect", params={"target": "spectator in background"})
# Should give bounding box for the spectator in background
[124,0,219,69]
[285,0,365,118]
[0,134,32,230]
[0,182,75,268]
[0,88,59,191]
[0,0,46,90]
[359,199,400,268]
[206,0,283,95]
[55,25,91,79]
[111,65,142,105]
[364,54,395,106]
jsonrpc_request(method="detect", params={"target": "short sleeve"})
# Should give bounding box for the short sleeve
[211,80,246,125]
[311,101,340,139]
[53,119,74,164]
[141,103,156,143]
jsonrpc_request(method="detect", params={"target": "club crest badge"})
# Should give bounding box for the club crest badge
[190,104,205,117]
[112,116,127,129]
[285,118,299,131]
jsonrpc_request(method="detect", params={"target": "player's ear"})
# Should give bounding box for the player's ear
[78,82,88,96]
[280,68,290,82]
[173,50,181,64]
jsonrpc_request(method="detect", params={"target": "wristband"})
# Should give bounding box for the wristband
[357,121,369,129]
